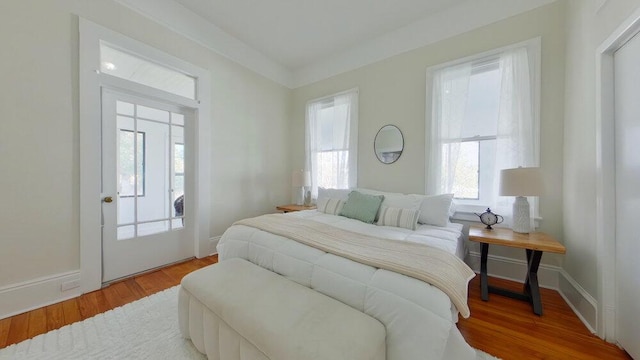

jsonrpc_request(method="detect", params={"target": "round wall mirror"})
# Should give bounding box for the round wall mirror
[374,125,404,164]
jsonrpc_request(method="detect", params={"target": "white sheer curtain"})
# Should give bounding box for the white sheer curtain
[491,47,539,228]
[427,62,472,195]
[305,90,358,199]
[427,43,539,228]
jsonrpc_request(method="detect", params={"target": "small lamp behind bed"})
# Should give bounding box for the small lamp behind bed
[499,167,542,234]
[292,170,311,206]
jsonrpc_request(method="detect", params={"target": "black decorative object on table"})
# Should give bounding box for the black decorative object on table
[475,208,503,230]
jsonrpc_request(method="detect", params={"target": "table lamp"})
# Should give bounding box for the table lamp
[499,167,542,233]
[292,170,311,205]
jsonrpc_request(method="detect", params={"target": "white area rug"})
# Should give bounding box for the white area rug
[0,286,500,360]
[0,287,205,360]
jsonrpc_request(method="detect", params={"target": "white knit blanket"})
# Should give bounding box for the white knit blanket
[235,214,475,317]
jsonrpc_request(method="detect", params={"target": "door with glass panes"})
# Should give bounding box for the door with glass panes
[101,90,192,282]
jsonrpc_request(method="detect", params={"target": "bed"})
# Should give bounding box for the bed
[216,189,479,360]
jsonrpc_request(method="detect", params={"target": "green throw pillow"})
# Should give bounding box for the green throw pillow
[339,191,385,224]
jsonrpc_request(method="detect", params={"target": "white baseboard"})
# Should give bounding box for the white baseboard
[208,235,221,255]
[558,269,598,334]
[466,251,561,289]
[0,271,81,320]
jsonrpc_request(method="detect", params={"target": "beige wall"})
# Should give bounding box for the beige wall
[0,0,291,287]
[563,0,640,328]
[292,2,566,265]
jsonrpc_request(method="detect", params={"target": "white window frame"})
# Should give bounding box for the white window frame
[79,18,211,293]
[305,88,359,197]
[425,38,541,221]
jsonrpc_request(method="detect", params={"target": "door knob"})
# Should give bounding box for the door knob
[103,196,113,203]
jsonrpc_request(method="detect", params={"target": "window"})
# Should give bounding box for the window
[427,39,540,217]
[440,60,500,204]
[305,89,358,198]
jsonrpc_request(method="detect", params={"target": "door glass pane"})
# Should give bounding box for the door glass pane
[138,221,170,237]
[117,225,135,240]
[171,219,184,229]
[136,119,170,223]
[118,129,144,197]
[172,126,185,229]
[172,112,185,125]
[116,101,134,116]
[117,116,136,228]
[137,105,170,123]
[100,43,196,99]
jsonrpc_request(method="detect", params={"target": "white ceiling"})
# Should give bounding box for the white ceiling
[171,0,467,70]
[116,0,557,87]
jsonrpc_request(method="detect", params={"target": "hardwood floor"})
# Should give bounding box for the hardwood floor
[458,276,631,359]
[0,255,632,360]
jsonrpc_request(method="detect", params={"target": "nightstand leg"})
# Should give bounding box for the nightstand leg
[524,250,544,315]
[524,249,533,295]
[480,242,489,301]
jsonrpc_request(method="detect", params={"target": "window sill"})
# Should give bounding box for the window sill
[451,209,542,228]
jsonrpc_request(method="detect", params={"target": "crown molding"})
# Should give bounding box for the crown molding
[114,0,555,89]
[114,0,294,88]
[292,0,557,87]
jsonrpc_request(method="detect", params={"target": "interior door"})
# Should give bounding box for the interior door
[101,90,193,283]
[613,31,640,359]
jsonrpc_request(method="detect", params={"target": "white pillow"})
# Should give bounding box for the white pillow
[381,193,423,210]
[377,206,421,230]
[317,188,351,205]
[418,194,454,227]
[317,198,345,215]
[357,189,422,221]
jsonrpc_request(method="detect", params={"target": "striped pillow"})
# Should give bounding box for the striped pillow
[377,206,421,230]
[317,198,345,215]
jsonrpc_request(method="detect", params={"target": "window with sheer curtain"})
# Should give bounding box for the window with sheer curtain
[426,39,540,224]
[305,89,358,199]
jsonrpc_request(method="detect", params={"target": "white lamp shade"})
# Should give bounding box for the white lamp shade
[291,170,311,187]
[499,167,542,196]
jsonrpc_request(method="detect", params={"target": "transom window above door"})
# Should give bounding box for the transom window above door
[100,42,196,99]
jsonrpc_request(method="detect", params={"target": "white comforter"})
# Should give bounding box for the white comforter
[288,210,466,258]
[217,211,479,360]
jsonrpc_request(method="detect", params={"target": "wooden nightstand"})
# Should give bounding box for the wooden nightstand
[276,204,316,213]
[468,225,566,315]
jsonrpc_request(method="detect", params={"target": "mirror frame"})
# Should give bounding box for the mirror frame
[374,125,404,164]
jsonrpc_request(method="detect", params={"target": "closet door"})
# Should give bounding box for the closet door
[613,30,640,359]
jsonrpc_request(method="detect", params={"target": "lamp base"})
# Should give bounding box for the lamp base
[295,186,305,206]
[512,196,531,233]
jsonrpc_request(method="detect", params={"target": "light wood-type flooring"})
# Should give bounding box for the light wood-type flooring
[0,255,631,359]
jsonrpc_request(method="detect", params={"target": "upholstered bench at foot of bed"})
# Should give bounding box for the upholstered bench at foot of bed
[179,258,386,360]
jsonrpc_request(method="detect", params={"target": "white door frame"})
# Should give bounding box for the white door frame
[595,6,640,341]
[79,18,211,293]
